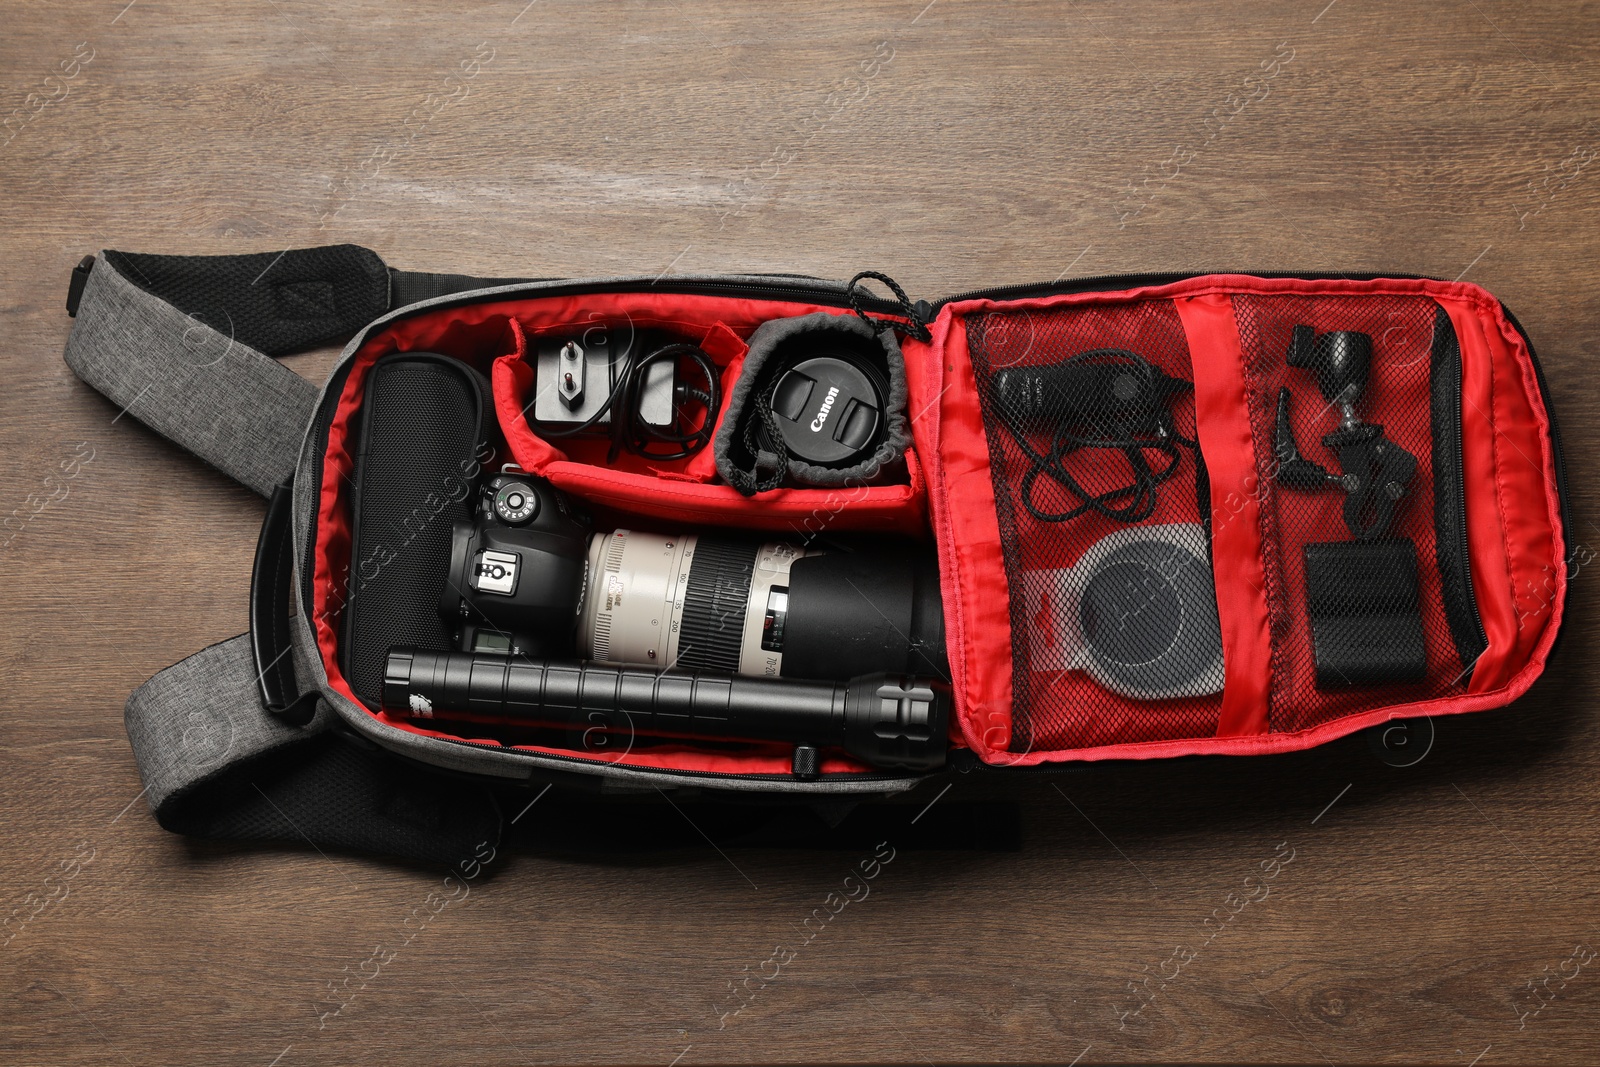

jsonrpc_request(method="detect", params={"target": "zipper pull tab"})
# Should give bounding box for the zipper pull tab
[846,271,933,343]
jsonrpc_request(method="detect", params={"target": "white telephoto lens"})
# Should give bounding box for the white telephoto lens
[577,530,807,676]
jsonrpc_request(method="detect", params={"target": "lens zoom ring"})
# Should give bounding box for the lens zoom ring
[677,538,758,673]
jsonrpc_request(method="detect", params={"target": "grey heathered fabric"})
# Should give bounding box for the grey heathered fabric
[124,633,334,815]
[64,252,318,496]
[715,310,912,492]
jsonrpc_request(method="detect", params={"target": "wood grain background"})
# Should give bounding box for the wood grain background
[3,1,1597,1064]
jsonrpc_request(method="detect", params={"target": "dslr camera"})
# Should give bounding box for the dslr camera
[439,470,948,685]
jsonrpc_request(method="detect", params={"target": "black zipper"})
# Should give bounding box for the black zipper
[931,269,1450,313]
[1450,326,1489,655]
[421,732,920,782]
[1432,308,1489,673]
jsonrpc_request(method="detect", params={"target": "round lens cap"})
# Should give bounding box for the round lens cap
[768,355,885,467]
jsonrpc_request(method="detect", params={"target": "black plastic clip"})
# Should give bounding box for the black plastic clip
[1325,421,1419,541]
[65,255,95,317]
[1273,325,1419,541]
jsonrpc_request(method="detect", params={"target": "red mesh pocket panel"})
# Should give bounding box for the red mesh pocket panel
[1233,293,1472,732]
[964,300,1226,752]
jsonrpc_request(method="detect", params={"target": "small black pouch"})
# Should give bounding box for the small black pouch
[716,311,912,494]
[341,353,489,705]
[1303,538,1427,689]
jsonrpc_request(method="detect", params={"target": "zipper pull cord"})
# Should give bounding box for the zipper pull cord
[847,271,933,343]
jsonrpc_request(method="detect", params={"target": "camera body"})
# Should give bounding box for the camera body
[415,469,951,770]
[438,472,591,657]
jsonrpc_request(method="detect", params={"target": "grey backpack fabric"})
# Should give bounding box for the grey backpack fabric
[65,248,509,863]
[64,246,321,495]
[125,635,500,863]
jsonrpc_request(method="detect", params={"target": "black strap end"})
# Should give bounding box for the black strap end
[65,254,95,317]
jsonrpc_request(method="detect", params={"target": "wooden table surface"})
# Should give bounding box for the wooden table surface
[3,1,1597,1064]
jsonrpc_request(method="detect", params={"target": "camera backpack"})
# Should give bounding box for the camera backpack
[62,245,1570,864]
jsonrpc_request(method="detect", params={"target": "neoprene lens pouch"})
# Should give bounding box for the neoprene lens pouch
[341,353,489,706]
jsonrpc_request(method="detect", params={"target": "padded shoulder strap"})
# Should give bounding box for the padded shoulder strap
[63,245,527,495]
[126,633,503,864]
[64,250,323,495]
[69,247,524,861]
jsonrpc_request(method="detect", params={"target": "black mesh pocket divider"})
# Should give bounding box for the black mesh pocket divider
[1234,293,1474,732]
[965,300,1226,753]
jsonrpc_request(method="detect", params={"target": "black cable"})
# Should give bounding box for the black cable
[995,347,1199,524]
[530,338,721,462]
[847,271,933,343]
[737,364,793,493]
[610,341,721,462]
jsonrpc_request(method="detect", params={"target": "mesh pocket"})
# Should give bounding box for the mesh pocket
[966,300,1225,752]
[1234,293,1473,731]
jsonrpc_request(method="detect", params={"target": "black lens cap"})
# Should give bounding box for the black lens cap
[768,354,886,467]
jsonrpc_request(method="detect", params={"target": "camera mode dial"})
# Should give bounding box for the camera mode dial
[491,478,540,525]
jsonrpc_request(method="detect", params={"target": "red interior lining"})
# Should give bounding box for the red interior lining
[488,305,928,535]
[493,351,928,535]
[1447,296,1565,692]
[913,312,1013,754]
[309,278,1564,775]
[311,290,931,777]
[926,276,1566,765]
[1174,294,1273,737]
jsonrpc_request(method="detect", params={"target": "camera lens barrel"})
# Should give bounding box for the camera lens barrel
[577,531,804,677]
[383,647,949,772]
[576,530,948,684]
[779,546,946,681]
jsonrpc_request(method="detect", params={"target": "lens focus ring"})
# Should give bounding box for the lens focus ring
[676,538,759,674]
